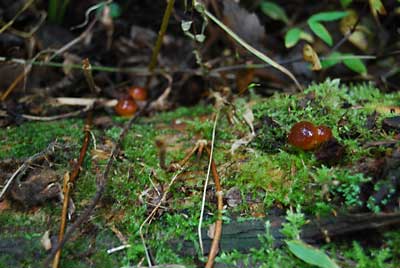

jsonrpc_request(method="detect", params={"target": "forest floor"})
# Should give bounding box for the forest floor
[0,1,400,267]
[1,80,400,267]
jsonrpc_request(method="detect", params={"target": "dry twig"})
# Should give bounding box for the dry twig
[52,108,93,268]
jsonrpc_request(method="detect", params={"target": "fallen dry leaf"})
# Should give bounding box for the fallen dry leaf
[303,44,321,71]
[40,230,52,251]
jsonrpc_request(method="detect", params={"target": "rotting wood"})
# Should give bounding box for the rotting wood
[172,212,400,256]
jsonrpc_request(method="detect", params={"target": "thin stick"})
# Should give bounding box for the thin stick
[52,107,93,268]
[1,49,57,101]
[21,105,92,121]
[106,244,131,254]
[51,97,117,107]
[82,58,99,94]
[204,147,223,268]
[52,172,71,268]
[146,0,175,89]
[0,64,32,101]
[0,141,59,200]
[0,54,376,76]
[199,5,302,90]
[0,0,34,33]
[198,110,220,255]
[178,140,206,167]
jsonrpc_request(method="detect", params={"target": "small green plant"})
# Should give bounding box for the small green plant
[344,241,392,268]
[321,52,367,75]
[271,4,369,75]
[334,170,370,208]
[281,206,306,240]
[284,11,348,47]
[282,207,339,268]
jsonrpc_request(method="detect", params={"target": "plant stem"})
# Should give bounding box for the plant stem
[146,0,175,89]
[201,6,302,90]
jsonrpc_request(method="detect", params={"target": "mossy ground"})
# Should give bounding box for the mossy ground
[1,80,399,267]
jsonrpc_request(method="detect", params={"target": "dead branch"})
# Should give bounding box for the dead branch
[174,212,400,256]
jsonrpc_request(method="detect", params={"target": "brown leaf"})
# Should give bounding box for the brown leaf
[303,44,321,71]
[236,68,254,94]
[340,10,368,51]
[0,199,10,211]
[40,230,52,251]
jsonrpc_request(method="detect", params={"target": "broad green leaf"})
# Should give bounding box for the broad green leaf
[321,52,342,69]
[285,28,302,48]
[343,55,367,74]
[340,0,353,8]
[260,1,289,24]
[285,28,314,48]
[286,240,340,268]
[309,11,348,22]
[308,21,332,46]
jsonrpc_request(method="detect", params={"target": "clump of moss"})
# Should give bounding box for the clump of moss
[252,79,400,162]
[0,119,83,159]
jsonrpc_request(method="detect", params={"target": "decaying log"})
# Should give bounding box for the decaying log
[173,212,400,256]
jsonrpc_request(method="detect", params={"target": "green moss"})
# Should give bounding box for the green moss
[0,119,83,159]
[252,79,400,161]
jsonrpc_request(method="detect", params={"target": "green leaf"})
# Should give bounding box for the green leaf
[260,1,289,24]
[285,28,302,48]
[285,28,315,48]
[343,55,367,74]
[195,34,206,42]
[308,21,332,46]
[320,52,342,69]
[340,0,353,8]
[309,11,348,22]
[370,0,384,12]
[181,20,192,32]
[286,240,340,268]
